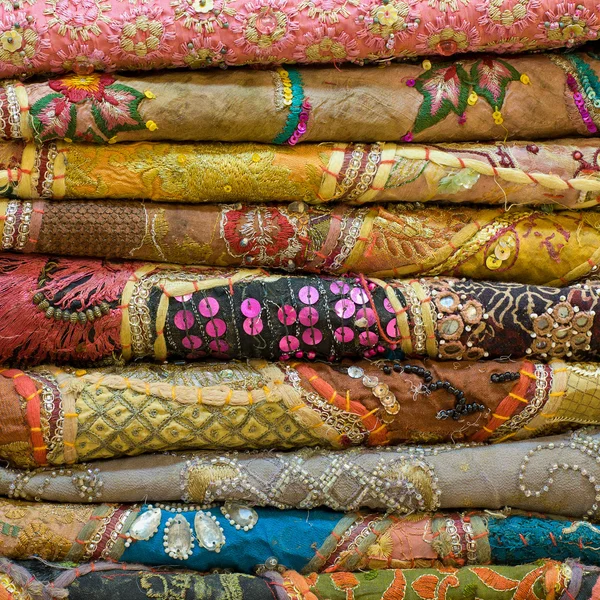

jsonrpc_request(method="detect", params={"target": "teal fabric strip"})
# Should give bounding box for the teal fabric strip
[273,68,304,144]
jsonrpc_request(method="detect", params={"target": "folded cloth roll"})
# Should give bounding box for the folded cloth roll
[1,139,600,208]
[7,51,600,144]
[0,0,597,78]
[5,200,600,286]
[2,429,600,519]
[0,559,568,600]
[0,498,595,571]
[1,254,600,365]
[0,357,597,467]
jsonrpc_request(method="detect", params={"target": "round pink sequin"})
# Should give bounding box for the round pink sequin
[384,298,395,313]
[243,317,263,336]
[359,331,379,347]
[241,298,261,318]
[277,305,297,325]
[205,318,227,337]
[334,299,355,319]
[386,319,398,337]
[298,285,319,305]
[330,281,350,295]
[175,294,193,303]
[209,340,229,353]
[350,287,369,305]
[334,326,354,343]
[298,307,319,327]
[182,335,202,350]
[279,335,300,352]
[302,328,323,346]
[174,310,195,330]
[199,297,220,318]
[356,307,376,327]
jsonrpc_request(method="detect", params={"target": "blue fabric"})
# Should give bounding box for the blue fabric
[122,505,339,572]
[489,515,600,564]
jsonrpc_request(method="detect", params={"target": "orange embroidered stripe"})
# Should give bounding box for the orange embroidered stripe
[509,393,528,403]
[196,389,202,404]
[328,391,336,404]
[224,390,233,404]
[361,407,379,420]
[482,426,493,433]
[491,413,510,420]
[519,370,537,380]
[247,391,253,405]
[63,413,78,418]
[30,427,42,432]
[308,375,318,382]
[289,403,305,412]
[63,441,75,447]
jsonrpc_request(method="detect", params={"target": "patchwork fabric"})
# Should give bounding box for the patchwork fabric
[6,200,600,286]
[2,429,600,519]
[0,357,597,467]
[3,254,600,365]
[0,0,595,78]
[2,51,599,144]
[0,499,595,572]
[0,139,599,208]
[0,559,569,600]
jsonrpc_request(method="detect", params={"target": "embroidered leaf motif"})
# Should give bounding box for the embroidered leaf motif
[470,58,521,109]
[437,168,480,194]
[330,572,360,590]
[413,64,470,134]
[29,94,77,141]
[91,83,146,139]
[470,567,519,591]
[513,566,546,600]
[411,574,440,599]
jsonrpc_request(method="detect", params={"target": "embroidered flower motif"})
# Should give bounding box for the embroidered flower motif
[536,2,599,47]
[0,11,50,75]
[169,0,237,33]
[232,0,299,56]
[108,6,176,68]
[476,0,541,34]
[30,73,148,142]
[357,0,420,52]
[172,37,237,68]
[297,0,359,23]
[0,0,36,8]
[416,14,480,55]
[480,35,539,52]
[427,0,469,11]
[44,0,111,40]
[293,25,360,63]
[49,42,115,74]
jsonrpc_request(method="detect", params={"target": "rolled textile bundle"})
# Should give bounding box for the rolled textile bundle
[0,498,595,571]
[1,357,598,468]
[6,199,600,286]
[5,51,600,145]
[2,428,600,519]
[2,139,600,208]
[0,559,568,600]
[0,0,597,79]
[1,253,600,365]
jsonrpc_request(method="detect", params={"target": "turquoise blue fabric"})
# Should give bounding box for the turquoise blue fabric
[489,515,600,565]
[122,505,338,571]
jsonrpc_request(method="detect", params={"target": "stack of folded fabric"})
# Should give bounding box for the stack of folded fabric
[0,1,598,599]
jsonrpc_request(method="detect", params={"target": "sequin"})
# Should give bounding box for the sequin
[298,306,319,326]
[205,318,227,337]
[182,335,203,349]
[298,285,319,305]
[386,320,398,337]
[330,281,350,295]
[175,294,193,302]
[279,335,300,352]
[334,326,354,343]
[243,317,263,336]
[199,297,220,318]
[384,298,395,313]
[351,288,369,305]
[277,305,297,325]
[356,307,376,327]
[241,298,261,318]
[174,310,195,330]
[334,299,355,319]
[359,331,379,346]
[302,328,323,345]
[209,340,229,353]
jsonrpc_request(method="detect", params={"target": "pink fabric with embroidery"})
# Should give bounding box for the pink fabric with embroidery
[0,0,598,77]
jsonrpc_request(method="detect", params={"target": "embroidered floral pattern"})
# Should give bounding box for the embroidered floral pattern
[232,0,299,56]
[297,0,359,23]
[476,0,541,34]
[0,11,49,75]
[29,73,147,143]
[108,5,176,68]
[169,0,237,34]
[49,42,115,74]
[356,0,421,51]
[536,2,600,47]
[428,0,469,11]
[293,25,359,62]
[416,14,481,54]
[172,37,237,69]
[44,0,111,41]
